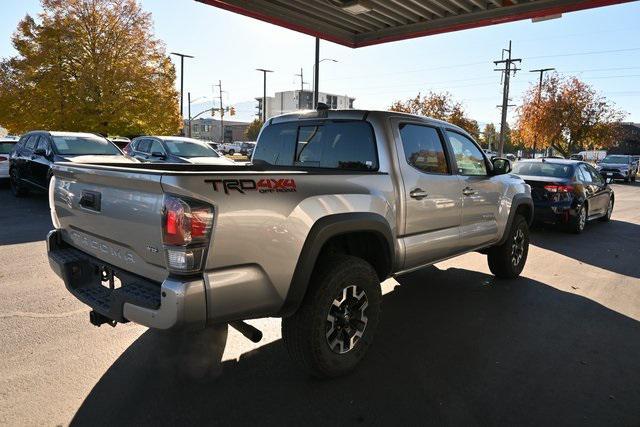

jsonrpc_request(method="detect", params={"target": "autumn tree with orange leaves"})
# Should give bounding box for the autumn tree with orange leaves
[515,74,625,157]
[0,0,181,136]
[390,91,480,139]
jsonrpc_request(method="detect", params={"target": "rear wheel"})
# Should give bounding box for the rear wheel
[487,214,529,279]
[282,255,382,378]
[568,204,587,233]
[9,169,28,197]
[228,149,235,155]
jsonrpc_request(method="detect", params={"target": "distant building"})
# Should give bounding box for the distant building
[184,118,250,143]
[257,90,355,119]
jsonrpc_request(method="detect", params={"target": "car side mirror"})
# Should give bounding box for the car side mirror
[151,151,165,159]
[492,157,511,175]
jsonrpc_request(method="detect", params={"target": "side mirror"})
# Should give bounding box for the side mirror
[151,151,165,159]
[492,157,512,175]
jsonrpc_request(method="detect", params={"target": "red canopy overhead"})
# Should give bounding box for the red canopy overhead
[197,0,634,48]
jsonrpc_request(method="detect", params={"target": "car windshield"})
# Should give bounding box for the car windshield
[163,139,219,157]
[512,162,574,178]
[0,142,16,154]
[52,135,120,155]
[601,155,629,164]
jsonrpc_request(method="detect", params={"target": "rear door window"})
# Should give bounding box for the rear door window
[36,136,49,152]
[399,124,449,174]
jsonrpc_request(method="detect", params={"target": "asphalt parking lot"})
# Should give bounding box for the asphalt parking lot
[0,181,639,426]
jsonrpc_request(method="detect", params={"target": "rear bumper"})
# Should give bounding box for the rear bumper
[47,229,207,330]
[532,200,573,224]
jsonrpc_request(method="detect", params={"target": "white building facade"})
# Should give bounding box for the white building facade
[258,90,355,119]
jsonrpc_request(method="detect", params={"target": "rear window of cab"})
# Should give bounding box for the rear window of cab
[253,121,378,171]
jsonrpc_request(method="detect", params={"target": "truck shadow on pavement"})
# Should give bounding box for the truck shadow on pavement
[0,183,51,245]
[72,266,640,426]
[530,219,640,279]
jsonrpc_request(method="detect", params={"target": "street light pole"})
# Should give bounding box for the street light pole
[256,68,273,122]
[187,92,192,138]
[170,52,194,132]
[314,37,320,108]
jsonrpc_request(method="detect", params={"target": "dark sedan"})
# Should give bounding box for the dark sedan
[9,131,137,197]
[512,159,614,233]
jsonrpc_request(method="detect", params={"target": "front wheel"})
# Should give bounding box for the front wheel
[282,255,382,378]
[228,149,235,155]
[487,214,529,279]
[599,196,613,222]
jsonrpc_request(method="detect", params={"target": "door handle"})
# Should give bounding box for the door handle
[409,188,429,200]
[463,187,477,196]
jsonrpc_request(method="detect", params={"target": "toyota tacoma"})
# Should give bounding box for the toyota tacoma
[47,109,533,377]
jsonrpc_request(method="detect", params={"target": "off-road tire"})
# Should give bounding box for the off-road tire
[567,204,587,234]
[9,169,29,197]
[281,255,382,378]
[487,214,529,279]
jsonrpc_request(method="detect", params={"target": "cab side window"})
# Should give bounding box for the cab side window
[399,124,449,174]
[446,131,487,176]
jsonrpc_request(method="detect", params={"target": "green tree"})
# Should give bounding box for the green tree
[480,123,498,150]
[244,118,263,141]
[0,0,180,136]
[390,91,480,139]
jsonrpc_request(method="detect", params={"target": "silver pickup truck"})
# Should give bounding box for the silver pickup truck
[47,109,533,377]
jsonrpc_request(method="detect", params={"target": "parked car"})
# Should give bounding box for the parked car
[128,136,235,165]
[9,131,136,197]
[107,136,131,150]
[47,109,533,377]
[240,142,256,156]
[595,154,638,182]
[0,136,20,180]
[512,159,614,233]
[218,141,243,155]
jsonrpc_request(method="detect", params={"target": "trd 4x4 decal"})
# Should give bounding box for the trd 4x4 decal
[205,178,297,194]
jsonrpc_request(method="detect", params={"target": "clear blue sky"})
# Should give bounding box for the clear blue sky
[2,0,639,125]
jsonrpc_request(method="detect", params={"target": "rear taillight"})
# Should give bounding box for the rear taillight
[544,184,574,193]
[162,195,214,274]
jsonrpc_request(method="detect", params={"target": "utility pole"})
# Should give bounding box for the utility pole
[256,68,273,122]
[216,80,224,142]
[529,67,555,158]
[493,41,521,157]
[295,68,306,109]
[313,37,320,108]
[170,52,194,131]
[187,92,192,138]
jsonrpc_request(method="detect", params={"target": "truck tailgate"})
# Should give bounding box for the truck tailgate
[51,163,168,283]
